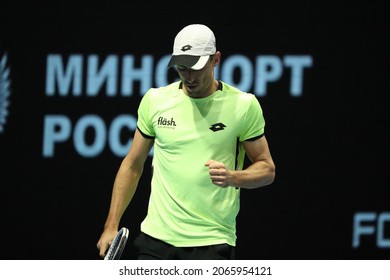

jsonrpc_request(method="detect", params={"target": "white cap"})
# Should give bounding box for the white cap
[168,24,216,70]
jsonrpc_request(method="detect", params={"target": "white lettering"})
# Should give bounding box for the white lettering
[45,55,82,96]
[42,114,141,158]
[352,212,390,248]
[121,55,153,96]
[73,115,106,157]
[255,55,283,96]
[42,115,71,157]
[109,115,137,157]
[284,55,313,97]
[87,55,118,96]
[378,212,390,247]
[45,54,313,98]
[221,55,253,93]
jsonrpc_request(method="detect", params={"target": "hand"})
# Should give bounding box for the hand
[204,159,232,188]
[96,228,117,258]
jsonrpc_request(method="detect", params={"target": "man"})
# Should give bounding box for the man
[97,24,275,260]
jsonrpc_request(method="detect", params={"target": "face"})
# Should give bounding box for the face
[176,52,220,98]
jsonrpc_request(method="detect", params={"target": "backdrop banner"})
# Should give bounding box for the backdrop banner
[0,2,388,260]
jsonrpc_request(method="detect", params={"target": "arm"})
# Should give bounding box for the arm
[205,136,275,189]
[97,128,153,257]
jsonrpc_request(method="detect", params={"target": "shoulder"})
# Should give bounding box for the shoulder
[220,81,258,101]
[145,81,181,97]
[139,81,182,111]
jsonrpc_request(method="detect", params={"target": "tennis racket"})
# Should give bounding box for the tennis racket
[104,227,129,260]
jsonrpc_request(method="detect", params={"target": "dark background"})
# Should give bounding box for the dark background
[0,1,388,260]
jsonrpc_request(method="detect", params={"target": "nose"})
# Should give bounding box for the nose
[181,69,196,83]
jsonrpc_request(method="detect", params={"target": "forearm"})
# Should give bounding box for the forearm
[103,158,143,230]
[205,158,275,189]
[231,160,275,189]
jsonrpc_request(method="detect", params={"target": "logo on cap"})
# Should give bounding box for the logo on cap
[181,45,192,52]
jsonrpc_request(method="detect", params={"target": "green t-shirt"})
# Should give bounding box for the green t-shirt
[137,81,265,247]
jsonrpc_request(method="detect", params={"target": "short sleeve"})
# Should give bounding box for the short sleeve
[137,89,155,137]
[239,94,265,141]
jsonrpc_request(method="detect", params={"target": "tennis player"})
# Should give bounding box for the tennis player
[97,24,276,260]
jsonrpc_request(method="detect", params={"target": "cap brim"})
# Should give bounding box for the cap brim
[168,55,210,70]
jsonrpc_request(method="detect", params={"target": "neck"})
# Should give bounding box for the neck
[184,79,219,99]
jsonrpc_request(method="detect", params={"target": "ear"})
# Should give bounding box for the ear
[213,51,221,67]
